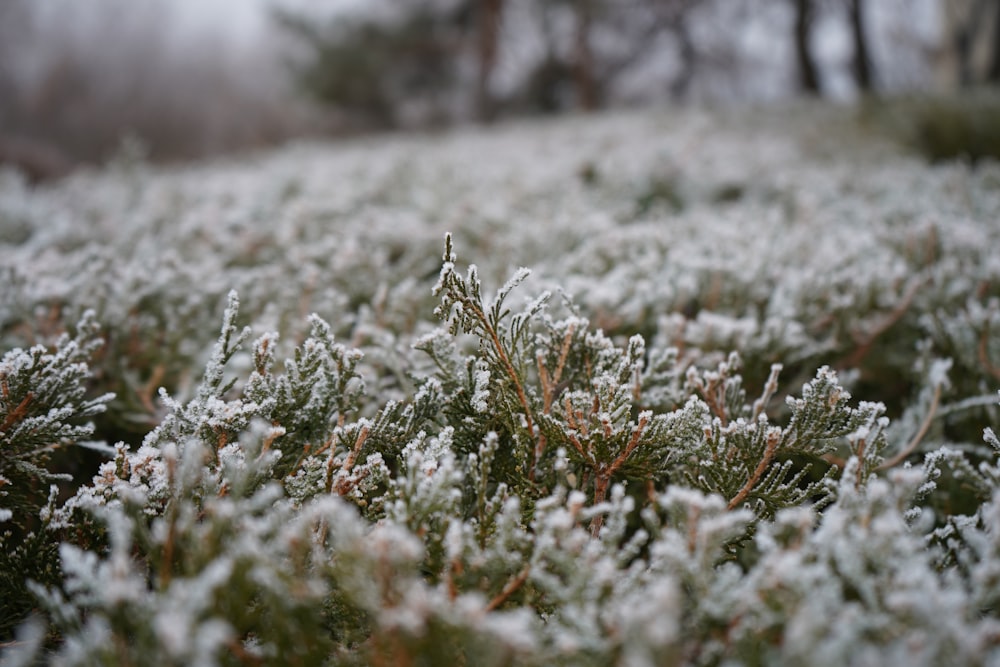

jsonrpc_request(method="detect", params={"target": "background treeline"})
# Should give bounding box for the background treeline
[1,0,999,178]
[278,0,1000,125]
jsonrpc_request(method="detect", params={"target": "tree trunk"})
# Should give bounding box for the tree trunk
[669,16,697,99]
[954,0,991,87]
[847,0,874,93]
[574,0,599,110]
[793,0,821,95]
[990,0,1000,82]
[476,0,504,121]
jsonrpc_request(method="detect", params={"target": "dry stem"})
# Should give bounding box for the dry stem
[727,429,781,511]
[485,565,531,611]
[138,364,165,415]
[979,320,1000,381]
[841,278,922,368]
[1,391,33,433]
[159,454,178,588]
[466,299,538,454]
[877,382,941,471]
[590,414,650,536]
[609,413,651,473]
[589,472,612,537]
[752,364,782,421]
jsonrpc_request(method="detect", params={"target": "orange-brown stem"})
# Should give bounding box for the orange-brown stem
[1,392,33,433]
[609,413,650,475]
[979,321,1000,381]
[486,565,531,611]
[878,382,941,471]
[589,472,611,537]
[841,278,922,369]
[727,430,781,511]
[467,301,539,480]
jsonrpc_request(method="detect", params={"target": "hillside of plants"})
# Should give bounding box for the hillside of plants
[2,103,1000,665]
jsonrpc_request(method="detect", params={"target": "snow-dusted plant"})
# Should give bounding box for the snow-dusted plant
[0,311,111,637]
[2,106,1000,664]
[2,236,995,664]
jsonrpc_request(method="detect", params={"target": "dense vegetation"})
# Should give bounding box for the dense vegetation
[2,105,1000,665]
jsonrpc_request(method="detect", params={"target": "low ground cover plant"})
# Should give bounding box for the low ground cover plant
[2,105,1000,665]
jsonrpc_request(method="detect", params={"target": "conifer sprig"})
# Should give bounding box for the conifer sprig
[0,311,112,518]
[434,233,548,480]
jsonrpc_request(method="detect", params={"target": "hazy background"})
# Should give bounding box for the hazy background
[1,0,997,181]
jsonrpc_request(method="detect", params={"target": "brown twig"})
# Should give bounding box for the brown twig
[822,452,846,468]
[979,319,1000,381]
[690,372,728,426]
[727,429,781,511]
[226,639,264,666]
[589,414,651,537]
[609,413,650,474]
[553,328,574,384]
[258,423,282,458]
[342,426,370,473]
[854,436,867,489]
[289,443,313,478]
[840,278,922,369]
[877,382,941,471]
[562,396,600,465]
[589,471,612,537]
[686,504,701,555]
[752,364,783,421]
[704,271,723,312]
[446,557,463,602]
[137,364,165,415]
[540,324,576,414]
[485,565,531,611]
[535,322,577,478]
[564,396,591,439]
[1,392,33,433]
[566,431,590,461]
[468,300,537,443]
[159,455,178,588]
[329,425,371,495]
[538,359,552,410]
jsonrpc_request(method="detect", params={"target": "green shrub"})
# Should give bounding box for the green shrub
[867,89,1000,163]
[2,105,1000,665]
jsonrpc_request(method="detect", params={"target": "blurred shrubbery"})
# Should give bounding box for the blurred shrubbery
[867,88,1000,163]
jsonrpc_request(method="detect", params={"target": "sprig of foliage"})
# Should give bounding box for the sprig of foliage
[0,311,112,638]
[0,312,112,515]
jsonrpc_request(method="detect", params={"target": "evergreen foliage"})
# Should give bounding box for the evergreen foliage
[277,5,465,128]
[2,106,1000,664]
[0,313,111,638]
[867,88,1000,164]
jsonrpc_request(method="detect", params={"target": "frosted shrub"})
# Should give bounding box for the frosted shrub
[2,106,1000,664]
[0,312,111,637]
[6,239,996,665]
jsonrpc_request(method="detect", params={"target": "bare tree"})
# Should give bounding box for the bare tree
[847,0,874,92]
[0,1,75,181]
[666,4,699,98]
[951,0,993,87]
[476,0,505,121]
[0,0,32,126]
[573,0,600,109]
[566,0,711,107]
[990,0,1000,82]
[793,0,822,94]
